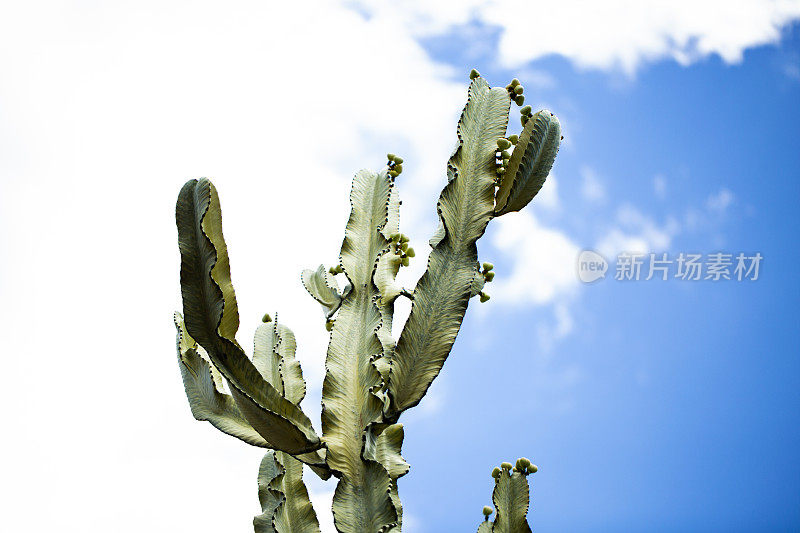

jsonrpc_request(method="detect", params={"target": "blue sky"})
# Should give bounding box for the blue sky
[0,2,798,532]
[401,17,800,532]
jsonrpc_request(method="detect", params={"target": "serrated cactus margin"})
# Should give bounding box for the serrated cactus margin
[171,70,560,532]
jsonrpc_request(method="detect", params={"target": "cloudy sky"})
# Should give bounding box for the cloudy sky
[1,1,799,531]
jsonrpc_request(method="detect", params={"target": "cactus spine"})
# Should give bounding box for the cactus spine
[172,70,560,532]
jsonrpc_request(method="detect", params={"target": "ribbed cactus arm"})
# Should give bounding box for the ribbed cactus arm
[254,450,321,533]
[387,76,510,416]
[322,169,399,532]
[479,460,537,533]
[173,312,272,447]
[494,110,561,216]
[253,317,331,478]
[176,178,321,455]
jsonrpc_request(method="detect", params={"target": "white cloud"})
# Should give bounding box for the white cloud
[653,174,667,199]
[706,187,735,212]
[534,172,560,211]
[596,204,680,257]
[362,0,800,75]
[580,166,607,204]
[489,211,581,306]
[0,1,465,531]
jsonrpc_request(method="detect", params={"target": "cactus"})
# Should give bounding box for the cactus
[171,71,560,532]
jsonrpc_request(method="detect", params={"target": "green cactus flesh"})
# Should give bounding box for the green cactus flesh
[171,71,559,532]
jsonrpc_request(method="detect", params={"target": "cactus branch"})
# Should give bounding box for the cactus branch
[387,76,510,417]
[176,178,321,455]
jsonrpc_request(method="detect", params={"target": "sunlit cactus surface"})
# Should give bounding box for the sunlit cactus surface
[172,69,561,532]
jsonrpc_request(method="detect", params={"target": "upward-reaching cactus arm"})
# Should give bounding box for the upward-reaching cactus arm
[494,110,561,216]
[322,168,399,532]
[254,450,321,533]
[387,76,510,417]
[253,316,331,477]
[479,460,536,533]
[173,312,272,448]
[363,423,410,530]
[176,178,321,455]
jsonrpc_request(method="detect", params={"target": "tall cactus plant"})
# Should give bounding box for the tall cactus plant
[172,69,561,532]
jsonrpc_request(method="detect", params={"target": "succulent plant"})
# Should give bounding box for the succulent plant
[171,70,560,532]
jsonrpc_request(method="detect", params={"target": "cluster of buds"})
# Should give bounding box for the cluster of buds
[495,137,516,183]
[387,153,404,178]
[506,78,525,106]
[520,104,533,127]
[491,457,538,479]
[479,262,493,303]
[389,232,414,266]
[514,457,538,475]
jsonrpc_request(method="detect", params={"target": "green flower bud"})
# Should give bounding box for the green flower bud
[394,164,403,173]
[497,138,512,150]
[500,150,510,160]
[482,506,494,517]
[521,116,528,127]
[501,462,513,471]
[405,247,415,257]
[325,320,334,331]
[515,94,525,106]
[497,167,506,175]
[400,241,409,252]
[516,458,527,471]
[510,78,520,87]
[508,134,519,144]
[514,85,524,95]
[262,313,272,323]
[387,153,396,161]
[391,233,401,242]
[470,68,480,80]
[521,105,532,115]
[528,464,538,474]
[389,170,399,178]
[394,156,403,164]
[400,234,409,243]
[491,467,502,479]
[482,262,494,271]
[480,292,490,303]
[401,256,410,267]
[485,271,495,282]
